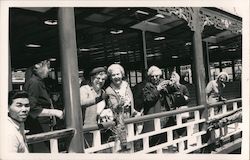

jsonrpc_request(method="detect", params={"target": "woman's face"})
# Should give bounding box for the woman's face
[170,74,177,84]
[110,68,123,87]
[218,75,227,83]
[92,72,107,91]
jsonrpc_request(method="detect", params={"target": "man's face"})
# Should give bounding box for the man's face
[9,98,30,123]
[150,72,161,85]
[92,72,107,91]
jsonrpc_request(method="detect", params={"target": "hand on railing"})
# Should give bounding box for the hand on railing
[218,96,227,102]
[52,109,64,119]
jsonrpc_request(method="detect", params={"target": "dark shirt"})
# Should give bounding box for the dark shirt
[23,74,51,118]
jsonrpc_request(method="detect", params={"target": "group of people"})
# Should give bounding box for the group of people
[7,58,230,153]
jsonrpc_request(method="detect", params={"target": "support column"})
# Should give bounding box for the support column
[58,8,84,153]
[192,8,207,106]
[141,30,148,78]
[232,59,235,81]
[205,41,211,82]
[219,60,222,72]
[191,8,210,151]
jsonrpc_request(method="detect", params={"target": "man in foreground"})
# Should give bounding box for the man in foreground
[7,90,30,153]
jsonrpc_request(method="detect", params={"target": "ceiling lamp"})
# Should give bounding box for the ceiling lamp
[154,36,165,41]
[79,48,98,51]
[113,51,127,56]
[26,44,41,48]
[172,55,179,59]
[110,29,123,35]
[228,48,236,51]
[49,58,56,61]
[147,53,161,57]
[44,19,58,25]
[209,45,219,49]
[136,10,149,15]
[155,14,165,18]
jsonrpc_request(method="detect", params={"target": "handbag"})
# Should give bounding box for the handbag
[172,91,187,107]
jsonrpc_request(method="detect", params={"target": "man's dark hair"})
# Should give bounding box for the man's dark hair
[8,90,29,105]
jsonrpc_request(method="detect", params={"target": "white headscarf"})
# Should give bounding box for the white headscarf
[216,72,229,81]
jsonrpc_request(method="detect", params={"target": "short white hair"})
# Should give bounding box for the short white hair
[147,65,162,76]
[107,64,125,77]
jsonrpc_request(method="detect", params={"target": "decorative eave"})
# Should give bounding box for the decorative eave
[154,7,242,34]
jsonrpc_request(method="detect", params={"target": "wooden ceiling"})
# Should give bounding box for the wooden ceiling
[9,7,242,71]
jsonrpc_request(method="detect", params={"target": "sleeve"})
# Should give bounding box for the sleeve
[127,85,136,114]
[182,85,190,98]
[80,85,96,107]
[6,132,19,153]
[205,81,213,95]
[24,80,44,118]
[142,83,159,105]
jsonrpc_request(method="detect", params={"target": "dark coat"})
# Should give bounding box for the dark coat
[132,79,173,133]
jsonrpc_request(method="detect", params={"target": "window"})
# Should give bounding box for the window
[180,65,192,84]
[234,59,242,80]
[127,70,143,87]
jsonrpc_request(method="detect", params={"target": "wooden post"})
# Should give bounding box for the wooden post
[191,7,209,151]
[205,41,211,82]
[232,59,235,81]
[58,8,84,153]
[219,61,222,72]
[192,8,207,106]
[141,30,148,78]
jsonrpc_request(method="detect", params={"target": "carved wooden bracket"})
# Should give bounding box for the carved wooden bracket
[155,7,242,34]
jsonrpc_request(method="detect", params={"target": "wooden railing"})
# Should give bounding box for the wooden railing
[206,98,242,153]
[25,98,242,154]
[26,128,75,153]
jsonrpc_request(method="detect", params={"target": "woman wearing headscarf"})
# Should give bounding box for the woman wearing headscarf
[169,71,190,109]
[206,72,229,104]
[105,64,140,152]
[167,71,190,149]
[205,72,229,152]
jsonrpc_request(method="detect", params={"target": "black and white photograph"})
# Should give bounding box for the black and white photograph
[0,1,249,160]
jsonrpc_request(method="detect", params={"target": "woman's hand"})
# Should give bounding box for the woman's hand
[157,80,171,91]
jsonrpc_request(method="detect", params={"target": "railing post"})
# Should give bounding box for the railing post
[233,102,238,110]
[127,123,135,153]
[58,7,84,153]
[50,139,59,153]
[92,131,101,147]
[222,104,227,114]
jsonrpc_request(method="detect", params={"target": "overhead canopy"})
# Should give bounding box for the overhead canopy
[9,7,242,71]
